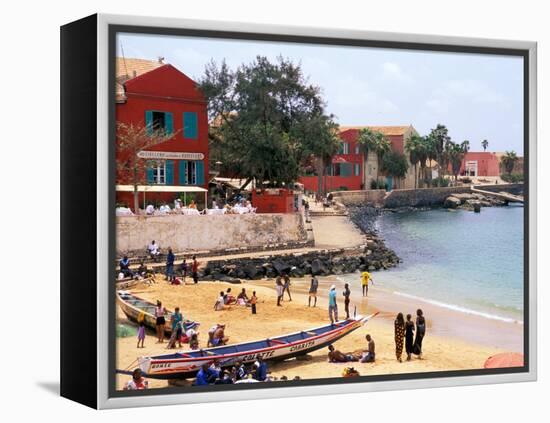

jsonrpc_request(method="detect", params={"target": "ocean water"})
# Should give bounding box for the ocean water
[344,206,525,323]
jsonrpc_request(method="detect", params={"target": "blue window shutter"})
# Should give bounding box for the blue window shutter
[166,160,174,185]
[195,161,204,186]
[146,163,154,184]
[145,111,153,135]
[178,160,187,185]
[183,112,198,139]
[165,112,174,135]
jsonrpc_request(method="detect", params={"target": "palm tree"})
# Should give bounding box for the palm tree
[424,134,438,183]
[357,128,378,188]
[405,134,427,189]
[429,124,451,177]
[481,139,489,152]
[501,150,519,175]
[373,132,391,185]
[448,141,468,182]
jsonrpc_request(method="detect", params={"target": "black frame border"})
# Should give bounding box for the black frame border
[107,23,530,400]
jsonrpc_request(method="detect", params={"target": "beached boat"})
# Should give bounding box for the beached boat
[115,277,153,290]
[116,290,198,336]
[133,313,378,380]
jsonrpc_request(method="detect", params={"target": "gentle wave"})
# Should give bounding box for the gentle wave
[391,290,524,325]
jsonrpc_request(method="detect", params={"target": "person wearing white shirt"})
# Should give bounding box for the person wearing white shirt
[148,240,160,262]
[145,204,155,215]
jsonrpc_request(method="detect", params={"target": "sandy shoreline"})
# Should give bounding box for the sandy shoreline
[116,275,520,390]
[290,275,524,352]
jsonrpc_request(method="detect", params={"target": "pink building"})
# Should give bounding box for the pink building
[459,152,501,177]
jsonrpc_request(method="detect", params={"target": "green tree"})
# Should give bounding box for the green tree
[373,132,391,184]
[357,128,379,188]
[199,56,339,192]
[381,151,409,189]
[481,139,489,152]
[501,151,519,175]
[428,124,451,177]
[405,134,428,189]
[448,141,468,181]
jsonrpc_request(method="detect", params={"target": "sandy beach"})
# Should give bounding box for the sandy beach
[116,274,521,390]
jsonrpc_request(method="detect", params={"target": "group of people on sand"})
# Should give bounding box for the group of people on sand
[327,333,376,364]
[194,357,269,386]
[137,300,200,350]
[214,288,258,314]
[166,253,200,285]
[275,273,292,305]
[394,309,427,362]
[277,271,375,325]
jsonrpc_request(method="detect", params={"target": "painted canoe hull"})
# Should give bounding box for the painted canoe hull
[137,314,376,380]
[117,290,198,336]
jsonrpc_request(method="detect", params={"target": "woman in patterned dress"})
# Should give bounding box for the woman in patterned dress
[394,312,406,362]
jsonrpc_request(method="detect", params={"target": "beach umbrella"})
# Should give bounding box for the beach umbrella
[484,352,524,369]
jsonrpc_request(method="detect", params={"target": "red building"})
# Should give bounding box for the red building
[115,58,209,209]
[299,128,363,193]
[251,189,296,213]
[459,152,501,177]
[299,125,418,192]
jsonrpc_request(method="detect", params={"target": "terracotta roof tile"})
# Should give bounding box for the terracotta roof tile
[115,57,164,101]
[339,125,413,136]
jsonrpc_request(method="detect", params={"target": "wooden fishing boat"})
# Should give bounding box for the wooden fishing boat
[115,277,154,290]
[116,290,198,336]
[132,313,378,380]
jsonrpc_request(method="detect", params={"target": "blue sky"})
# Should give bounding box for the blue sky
[118,33,524,154]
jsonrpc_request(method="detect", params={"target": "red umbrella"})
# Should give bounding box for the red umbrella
[484,352,524,369]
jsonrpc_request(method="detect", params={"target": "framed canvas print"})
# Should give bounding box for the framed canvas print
[60,14,537,409]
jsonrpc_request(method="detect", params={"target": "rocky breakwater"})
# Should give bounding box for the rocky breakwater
[443,192,507,212]
[200,243,400,283]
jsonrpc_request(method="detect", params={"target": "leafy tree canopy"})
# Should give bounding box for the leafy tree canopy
[199,56,339,187]
[381,150,409,179]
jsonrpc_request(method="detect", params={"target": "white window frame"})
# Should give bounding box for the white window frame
[153,161,166,184]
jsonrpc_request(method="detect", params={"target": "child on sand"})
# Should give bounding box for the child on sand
[137,320,145,348]
[251,291,257,314]
[189,333,199,350]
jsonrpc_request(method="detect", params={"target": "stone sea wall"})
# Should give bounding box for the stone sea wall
[333,183,524,209]
[116,213,308,256]
[383,186,473,208]
[330,190,386,206]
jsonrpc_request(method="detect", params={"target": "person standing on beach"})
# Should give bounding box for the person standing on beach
[328,285,338,324]
[191,255,200,284]
[250,291,258,314]
[405,313,415,361]
[343,283,351,319]
[154,300,166,343]
[171,307,183,348]
[361,271,373,297]
[413,309,426,359]
[180,259,188,283]
[282,273,292,301]
[394,313,405,362]
[137,320,145,348]
[308,275,319,307]
[165,248,175,282]
[275,277,284,306]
